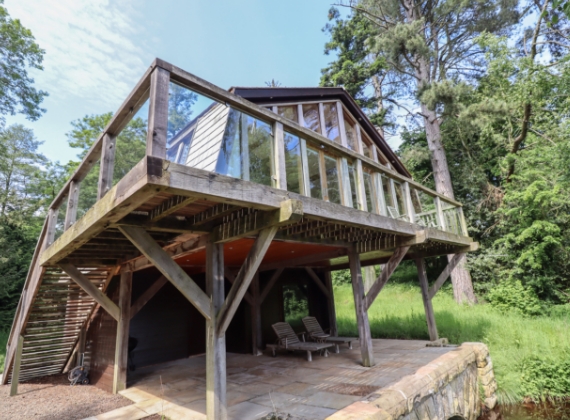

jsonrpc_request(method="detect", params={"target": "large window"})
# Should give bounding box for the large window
[322,103,340,144]
[302,104,321,133]
[215,109,274,186]
[306,148,322,199]
[324,155,341,204]
[277,106,298,123]
[343,112,358,151]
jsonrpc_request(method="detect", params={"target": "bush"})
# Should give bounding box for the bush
[486,280,543,316]
[520,356,570,400]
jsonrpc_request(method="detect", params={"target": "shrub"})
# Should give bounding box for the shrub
[520,356,570,400]
[486,280,543,316]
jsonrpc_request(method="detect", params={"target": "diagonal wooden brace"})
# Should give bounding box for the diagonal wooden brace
[428,253,466,299]
[364,246,410,311]
[60,263,120,321]
[119,225,212,320]
[305,268,330,299]
[216,226,278,337]
[130,275,168,319]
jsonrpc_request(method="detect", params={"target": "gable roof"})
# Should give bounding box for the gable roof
[229,87,410,177]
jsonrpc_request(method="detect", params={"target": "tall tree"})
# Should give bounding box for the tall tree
[323,0,520,303]
[0,0,47,124]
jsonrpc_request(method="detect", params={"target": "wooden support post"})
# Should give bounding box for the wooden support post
[364,246,410,311]
[98,134,116,200]
[224,267,253,306]
[146,67,170,159]
[415,258,439,341]
[273,121,287,190]
[324,270,337,336]
[65,181,80,230]
[118,226,211,320]
[348,245,374,367]
[113,271,132,394]
[9,335,24,396]
[60,263,120,321]
[363,266,375,294]
[206,241,227,420]
[250,273,262,356]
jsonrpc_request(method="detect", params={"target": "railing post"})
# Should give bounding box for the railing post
[146,67,170,159]
[404,182,416,224]
[273,121,287,190]
[65,181,80,230]
[318,103,327,138]
[340,158,353,208]
[458,207,468,236]
[300,139,311,197]
[355,159,367,212]
[98,134,116,200]
[44,207,59,250]
[434,196,446,231]
[337,101,348,148]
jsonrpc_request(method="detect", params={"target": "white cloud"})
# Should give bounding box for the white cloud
[5,0,151,110]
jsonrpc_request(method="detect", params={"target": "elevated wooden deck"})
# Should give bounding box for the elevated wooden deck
[4,59,478,420]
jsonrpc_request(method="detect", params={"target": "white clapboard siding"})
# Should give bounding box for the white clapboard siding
[185,104,230,171]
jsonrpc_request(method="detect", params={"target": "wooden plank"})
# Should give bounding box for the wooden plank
[9,335,24,396]
[216,227,278,336]
[98,134,116,200]
[364,246,410,311]
[59,263,120,321]
[224,266,252,306]
[318,103,327,137]
[458,207,468,236]
[348,245,374,367]
[428,253,466,300]
[337,101,348,148]
[434,196,446,231]
[416,258,438,341]
[305,268,330,298]
[205,241,227,420]
[130,275,168,319]
[324,270,337,336]
[65,181,80,230]
[260,248,347,272]
[146,67,170,159]
[340,158,353,208]
[119,226,211,320]
[300,138,311,197]
[273,121,287,190]
[355,159,367,212]
[76,327,86,366]
[113,271,131,394]
[259,268,284,304]
[404,182,416,224]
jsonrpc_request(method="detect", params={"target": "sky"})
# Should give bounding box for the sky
[5,0,355,164]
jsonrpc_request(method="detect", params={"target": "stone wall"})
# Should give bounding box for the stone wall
[327,342,497,420]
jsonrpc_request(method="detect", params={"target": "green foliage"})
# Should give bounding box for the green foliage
[520,356,570,400]
[331,269,351,286]
[486,280,543,316]
[333,282,570,403]
[0,329,7,373]
[0,0,47,123]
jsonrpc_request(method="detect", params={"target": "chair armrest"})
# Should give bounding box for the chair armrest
[297,332,306,342]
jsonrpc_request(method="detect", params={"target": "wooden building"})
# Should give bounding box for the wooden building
[3,59,476,419]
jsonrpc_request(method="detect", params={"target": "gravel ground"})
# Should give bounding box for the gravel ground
[0,373,140,420]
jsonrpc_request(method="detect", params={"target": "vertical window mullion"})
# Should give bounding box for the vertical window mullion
[300,139,311,197]
[339,158,353,208]
[240,113,250,181]
[336,101,348,148]
[318,151,328,201]
[375,173,387,216]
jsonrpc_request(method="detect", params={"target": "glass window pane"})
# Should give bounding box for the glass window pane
[344,116,358,151]
[306,148,322,199]
[323,103,340,144]
[277,106,298,123]
[215,108,273,186]
[361,132,375,160]
[382,175,396,217]
[284,132,302,194]
[247,116,273,186]
[302,104,321,133]
[393,181,408,221]
[347,163,358,209]
[324,155,341,205]
[363,171,375,213]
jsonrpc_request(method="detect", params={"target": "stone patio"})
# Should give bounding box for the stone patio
[90,339,454,420]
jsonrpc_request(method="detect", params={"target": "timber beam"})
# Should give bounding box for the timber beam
[364,246,410,311]
[118,226,212,320]
[149,195,199,221]
[59,263,120,321]
[216,227,278,336]
[259,268,284,304]
[428,253,467,299]
[130,276,168,319]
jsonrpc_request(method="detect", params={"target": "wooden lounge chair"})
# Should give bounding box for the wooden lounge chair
[302,316,355,352]
[267,322,335,361]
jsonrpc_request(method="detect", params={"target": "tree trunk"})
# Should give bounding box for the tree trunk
[420,103,477,304]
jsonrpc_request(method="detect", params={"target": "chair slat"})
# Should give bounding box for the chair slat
[302,316,325,335]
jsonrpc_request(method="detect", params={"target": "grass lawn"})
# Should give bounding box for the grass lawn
[0,329,7,375]
[333,282,570,404]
